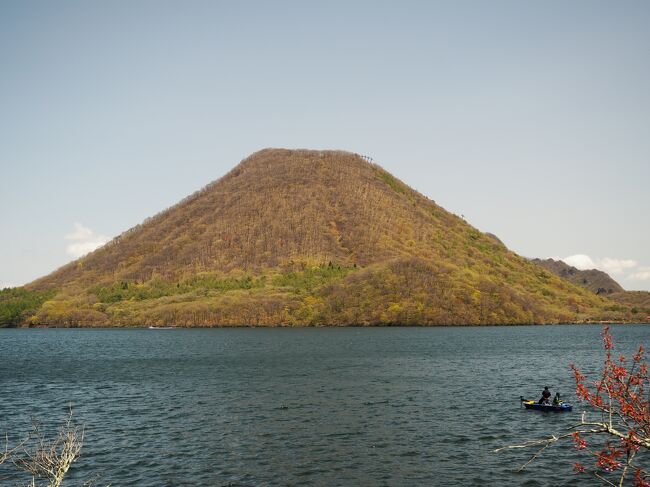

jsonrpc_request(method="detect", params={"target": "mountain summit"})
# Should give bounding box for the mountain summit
[2,149,635,326]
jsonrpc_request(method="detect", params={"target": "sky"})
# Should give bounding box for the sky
[1,1,649,290]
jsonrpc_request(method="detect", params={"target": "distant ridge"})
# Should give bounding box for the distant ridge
[532,258,650,319]
[0,148,640,326]
[531,258,623,295]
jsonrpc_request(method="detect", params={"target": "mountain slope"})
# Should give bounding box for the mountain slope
[2,148,635,326]
[607,290,650,316]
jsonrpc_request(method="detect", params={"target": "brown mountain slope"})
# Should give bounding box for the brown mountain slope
[608,291,650,312]
[33,149,441,287]
[531,258,624,295]
[6,148,634,326]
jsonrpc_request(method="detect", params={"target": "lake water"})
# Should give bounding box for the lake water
[0,325,648,486]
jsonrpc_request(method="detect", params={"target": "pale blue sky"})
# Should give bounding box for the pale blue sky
[1,1,649,289]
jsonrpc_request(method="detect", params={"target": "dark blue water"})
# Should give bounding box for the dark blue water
[0,325,648,486]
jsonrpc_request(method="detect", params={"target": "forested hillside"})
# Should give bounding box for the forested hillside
[1,149,640,326]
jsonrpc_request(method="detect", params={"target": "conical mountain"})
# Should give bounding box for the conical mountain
[3,149,631,326]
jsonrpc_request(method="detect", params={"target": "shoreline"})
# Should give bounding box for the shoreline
[3,321,649,330]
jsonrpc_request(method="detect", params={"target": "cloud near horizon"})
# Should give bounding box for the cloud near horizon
[65,223,110,258]
[562,254,649,282]
[628,266,650,282]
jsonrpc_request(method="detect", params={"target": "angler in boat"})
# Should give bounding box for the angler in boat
[520,394,572,412]
[539,386,551,404]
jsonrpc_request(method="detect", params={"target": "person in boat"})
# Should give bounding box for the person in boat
[539,386,551,404]
[553,392,562,406]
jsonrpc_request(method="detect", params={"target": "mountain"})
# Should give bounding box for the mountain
[531,258,624,295]
[0,148,638,326]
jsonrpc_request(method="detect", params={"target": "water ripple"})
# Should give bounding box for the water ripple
[0,325,648,485]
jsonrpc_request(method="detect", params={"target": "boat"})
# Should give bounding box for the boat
[520,396,572,412]
[148,326,174,329]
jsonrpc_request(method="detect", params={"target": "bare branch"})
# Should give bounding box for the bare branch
[13,409,84,487]
[493,426,606,453]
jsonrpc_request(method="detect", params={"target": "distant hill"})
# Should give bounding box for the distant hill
[531,258,650,319]
[0,149,639,326]
[531,258,624,295]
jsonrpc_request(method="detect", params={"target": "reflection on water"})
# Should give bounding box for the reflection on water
[0,325,647,486]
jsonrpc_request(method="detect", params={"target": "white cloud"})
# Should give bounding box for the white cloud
[1,282,15,289]
[563,254,596,270]
[599,257,637,275]
[65,223,110,258]
[65,223,95,241]
[563,254,637,275]
[628,266,650,282]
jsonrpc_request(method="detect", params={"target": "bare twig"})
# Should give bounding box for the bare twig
[618,448,637,487]
[1,431,27,466]
[593,471,618,487]
[517,442,552,472]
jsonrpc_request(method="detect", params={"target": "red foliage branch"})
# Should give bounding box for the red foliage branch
[495,327,649,485]
[569,326,649,486]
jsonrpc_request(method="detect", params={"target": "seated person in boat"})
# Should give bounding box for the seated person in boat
[552,392,562,406]
[539,386,551,404]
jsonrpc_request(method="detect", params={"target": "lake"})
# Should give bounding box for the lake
[0,325,648,486]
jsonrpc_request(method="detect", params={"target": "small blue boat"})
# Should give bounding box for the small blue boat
[520,397,572,412]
